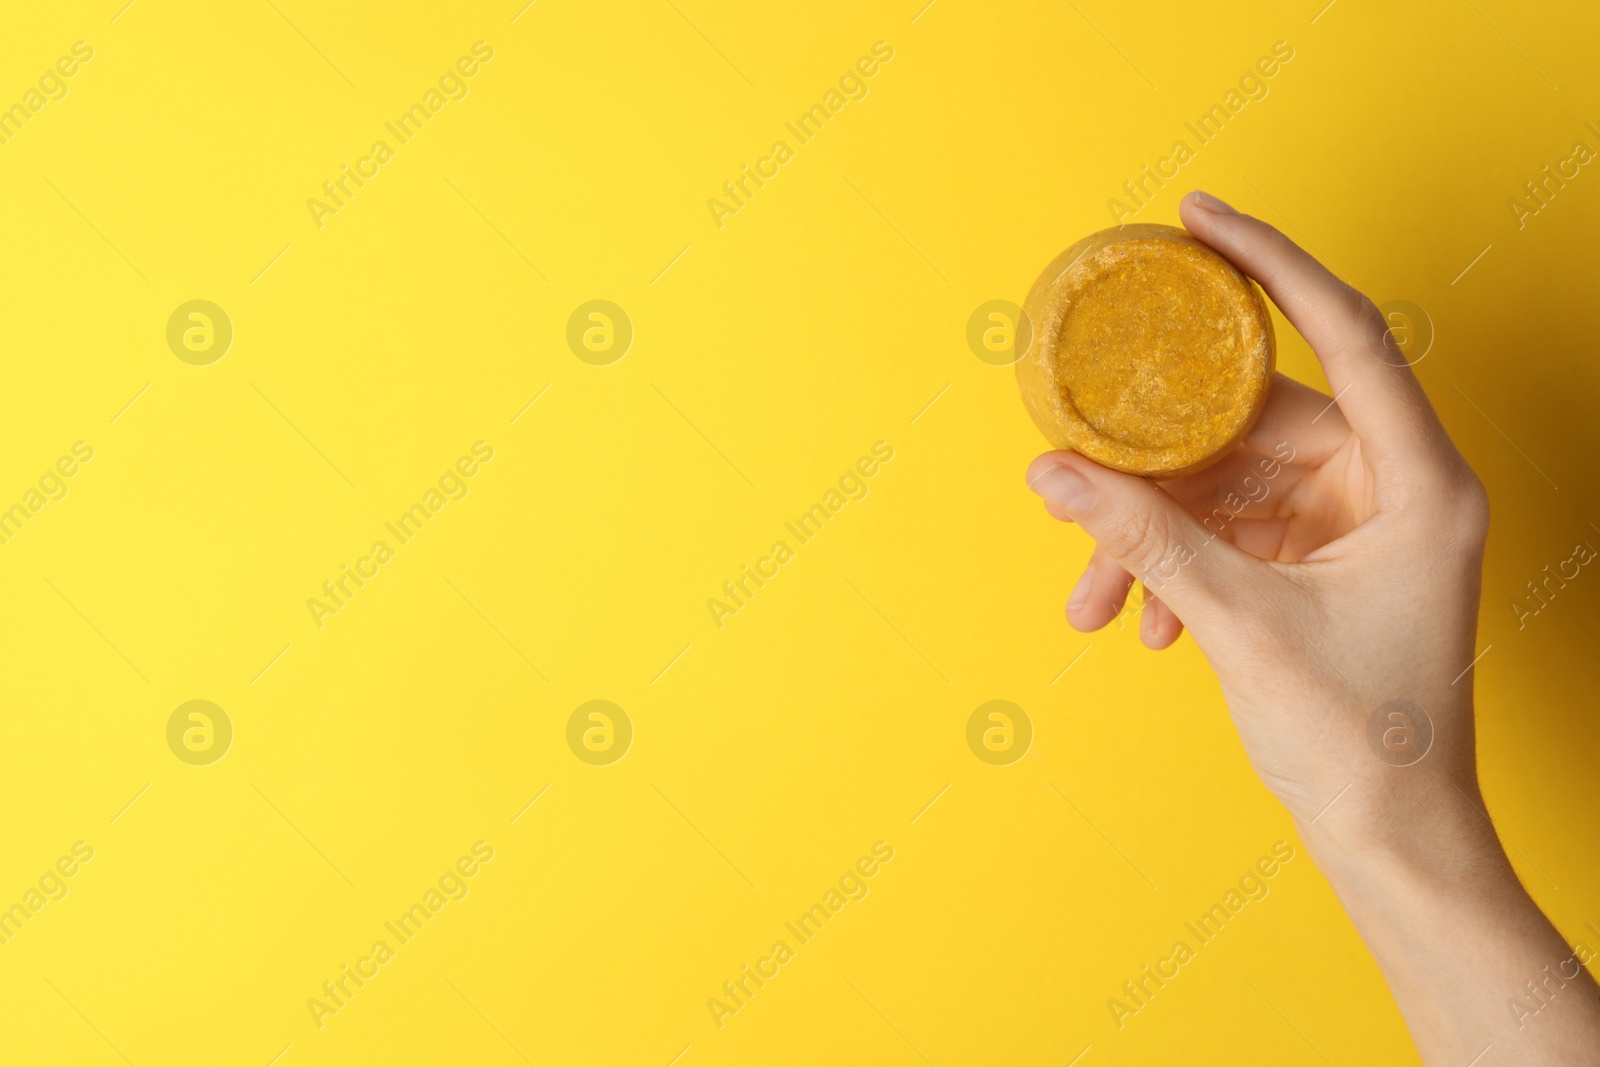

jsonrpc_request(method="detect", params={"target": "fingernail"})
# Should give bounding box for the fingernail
[1067,570,1093,612]
[1192,190,1239,216]
[1031,463,1097,513]
[1141,604,1157,641]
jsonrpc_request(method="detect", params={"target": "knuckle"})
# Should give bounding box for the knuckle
[1402,453,1490,545]
[1256,216,1296,256]
[1312,286,1385,360]
[1453,467,1491,537]
[1100,505,1167,573]
[1345,289,1389,347]
[1253,225,1300,277]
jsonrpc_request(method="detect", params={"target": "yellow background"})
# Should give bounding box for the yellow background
[2,0,1598,1063]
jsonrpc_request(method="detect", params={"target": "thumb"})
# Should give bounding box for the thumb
[1026,452,1252,627]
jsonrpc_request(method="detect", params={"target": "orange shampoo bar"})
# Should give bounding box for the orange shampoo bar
[1016,223,1275,478]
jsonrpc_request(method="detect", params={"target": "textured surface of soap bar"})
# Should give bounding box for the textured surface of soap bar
[1016,223,1275,478]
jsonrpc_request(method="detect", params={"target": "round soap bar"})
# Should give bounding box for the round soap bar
[1016,223,1275,478]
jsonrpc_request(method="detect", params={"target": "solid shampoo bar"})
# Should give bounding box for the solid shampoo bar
[1016,223,1274,478]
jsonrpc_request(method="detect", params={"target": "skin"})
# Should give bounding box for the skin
[1026,190,1600,1064]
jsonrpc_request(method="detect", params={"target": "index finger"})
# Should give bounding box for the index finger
[1178,190,1445,467]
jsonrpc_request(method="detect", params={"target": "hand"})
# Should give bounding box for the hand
[1025,189,1487,844]
[1026,190,1600,1066]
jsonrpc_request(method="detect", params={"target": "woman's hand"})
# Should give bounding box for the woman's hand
[1026,190,1600,1065]
[1025,190,1487,841]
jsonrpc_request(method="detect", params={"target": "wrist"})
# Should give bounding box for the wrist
[1284,688,1499,889]
[1294,779,1518,905]
[1292,778,1598,1065]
